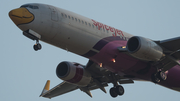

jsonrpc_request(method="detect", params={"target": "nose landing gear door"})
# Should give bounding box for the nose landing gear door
[48,6,59,21]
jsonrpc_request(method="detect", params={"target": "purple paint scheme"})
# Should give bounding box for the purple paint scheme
[9,3,180,98]
[89,39,180,91]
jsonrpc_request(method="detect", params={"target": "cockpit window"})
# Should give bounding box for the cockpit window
[20,4,39,9]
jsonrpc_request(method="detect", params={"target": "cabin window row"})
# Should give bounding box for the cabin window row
[61,13,109,33]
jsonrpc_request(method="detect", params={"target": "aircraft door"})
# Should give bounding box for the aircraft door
[48,6,59,21]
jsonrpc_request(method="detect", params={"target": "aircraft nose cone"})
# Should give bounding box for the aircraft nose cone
[9,8,34,25]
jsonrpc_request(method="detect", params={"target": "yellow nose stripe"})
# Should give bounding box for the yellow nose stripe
[9,8,34,25]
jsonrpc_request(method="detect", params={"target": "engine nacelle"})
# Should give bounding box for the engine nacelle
[126,36,163,61]
[56,61,91,86]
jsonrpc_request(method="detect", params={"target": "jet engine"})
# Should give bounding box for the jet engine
[56,61,91,86]
[126,36,163,61]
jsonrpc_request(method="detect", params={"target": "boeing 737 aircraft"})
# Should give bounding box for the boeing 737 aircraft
[9,3,180,98]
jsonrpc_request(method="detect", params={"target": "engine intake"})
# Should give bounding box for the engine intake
[56,62,70,78]
[127,36,163,61]
[127,37,140,52]
[56,61,91,86]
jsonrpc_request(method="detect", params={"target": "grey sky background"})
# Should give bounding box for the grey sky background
[1,0,180,101]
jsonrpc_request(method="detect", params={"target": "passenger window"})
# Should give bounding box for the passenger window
[82,20,84,24]
[96,26,98,29]
[120,35,122,39]
[89,23,91,27]
[92,24,94,28]
[78,19,81,23]
[68,15,70,19]
[85,22,87,25]
[72,17,74,20]
[61,13,64,17]
[75,18,77,21]
[65,14,67,18]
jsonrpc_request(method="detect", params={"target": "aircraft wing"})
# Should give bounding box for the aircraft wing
[40,60,134,98]
[153,37,180,71]
[156,37,180,59]
[40,81,78,99]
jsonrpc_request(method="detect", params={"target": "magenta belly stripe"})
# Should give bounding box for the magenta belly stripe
[82,36,127,58]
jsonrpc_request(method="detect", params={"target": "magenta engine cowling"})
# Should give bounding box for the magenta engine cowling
[56,61,91,86]
[126,36,163,61]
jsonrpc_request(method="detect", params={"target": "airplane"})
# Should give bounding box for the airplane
[9,3,180,99]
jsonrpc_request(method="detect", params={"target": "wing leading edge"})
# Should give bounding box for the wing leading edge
[40,60,134,99]
[153,37,180,71]
[40,81,78,99]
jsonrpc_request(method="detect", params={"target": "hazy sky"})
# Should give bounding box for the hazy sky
[1,0,180,101]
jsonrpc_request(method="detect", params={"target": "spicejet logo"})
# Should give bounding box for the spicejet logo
[92,19,124,37]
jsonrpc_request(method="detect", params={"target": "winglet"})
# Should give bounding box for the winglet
[40,80,50,97]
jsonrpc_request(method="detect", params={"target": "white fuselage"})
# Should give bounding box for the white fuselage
[18,4,132,56]
[9,3,180,94]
